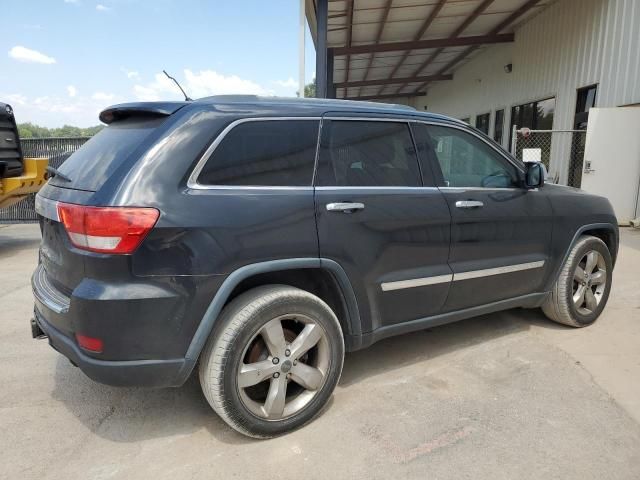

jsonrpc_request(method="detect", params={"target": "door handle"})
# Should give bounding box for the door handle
[326,202,365,213]
[455,200,484,209]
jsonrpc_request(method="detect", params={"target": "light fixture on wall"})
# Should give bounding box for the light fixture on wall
[504,63,513,73]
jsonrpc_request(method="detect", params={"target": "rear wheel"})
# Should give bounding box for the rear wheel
[542,235,612,327]
[199,285,344,438]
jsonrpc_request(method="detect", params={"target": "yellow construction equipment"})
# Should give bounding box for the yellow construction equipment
[0,157,49,209]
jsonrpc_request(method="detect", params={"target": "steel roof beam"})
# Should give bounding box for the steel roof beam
[335,73,452,88]
[334,33,514,56]
[344,92,427,101]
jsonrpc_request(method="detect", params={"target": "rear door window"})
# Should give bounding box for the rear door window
[51,117,165,191]
[317,120,420,187]
[196,119,319,187]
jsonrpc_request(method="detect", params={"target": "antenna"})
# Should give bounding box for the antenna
[163,70,193,101]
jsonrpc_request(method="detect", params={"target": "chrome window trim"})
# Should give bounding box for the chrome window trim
[187,114,524,190]
[381,274,452,292]
[317,117,425,188]
[439,187,523,192]
[380,260,545,291]
[187,117,322,190]
[34,195,59,222]
[410,119,525,174]
[315,186,439,191]
[323,116,525,174]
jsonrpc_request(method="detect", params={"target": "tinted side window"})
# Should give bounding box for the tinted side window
[197,120,319,186]
[426,125,519,188]
[317,120,420,187]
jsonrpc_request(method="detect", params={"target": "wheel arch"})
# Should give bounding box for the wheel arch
[580,225,618,265]
[546,222,619,292]
[175,258,360,383]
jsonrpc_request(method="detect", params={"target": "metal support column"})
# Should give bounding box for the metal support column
[315,0,328,98]
[326,48,335,99]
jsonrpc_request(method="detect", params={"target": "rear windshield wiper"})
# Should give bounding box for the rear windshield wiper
[46,166,72,182]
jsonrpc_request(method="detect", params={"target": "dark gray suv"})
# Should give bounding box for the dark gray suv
[31,96,618,438]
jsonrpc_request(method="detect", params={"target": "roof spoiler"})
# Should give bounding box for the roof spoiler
[99,102,188,124]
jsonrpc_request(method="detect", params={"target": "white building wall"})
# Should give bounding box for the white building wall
[415,0,640,184]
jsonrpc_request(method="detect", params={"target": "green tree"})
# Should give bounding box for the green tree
[17,123,103,138]
[298,79,316,98]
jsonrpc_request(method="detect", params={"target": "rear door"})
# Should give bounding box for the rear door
[314,115,452,332]
[412,122,553,312]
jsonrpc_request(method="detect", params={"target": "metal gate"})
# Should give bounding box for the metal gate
[0,137,90,223]
[511,127,587,187]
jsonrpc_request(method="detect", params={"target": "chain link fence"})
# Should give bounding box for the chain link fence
[0,137,90,223]
[511,127,587,187]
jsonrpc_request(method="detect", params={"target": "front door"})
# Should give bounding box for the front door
[314,117,452,332]
[412,122,553,313]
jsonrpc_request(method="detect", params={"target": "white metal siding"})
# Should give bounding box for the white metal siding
[417,0,640,184]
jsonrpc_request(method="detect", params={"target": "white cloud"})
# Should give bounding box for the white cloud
[67,85,77,97]
[91,92,115,101]
[2,91,120,127]
[96,4,110,12]
[274,77,298,89]
[121,68,140,80]
[8,46,56,65]
[133,69,273,101]
[5,94,27,106]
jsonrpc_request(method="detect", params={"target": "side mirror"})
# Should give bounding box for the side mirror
[524,162,544,189]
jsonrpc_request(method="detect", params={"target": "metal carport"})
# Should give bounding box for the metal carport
[306,0,554,101]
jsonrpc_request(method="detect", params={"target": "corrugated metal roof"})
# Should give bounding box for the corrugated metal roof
[307,0,556,100]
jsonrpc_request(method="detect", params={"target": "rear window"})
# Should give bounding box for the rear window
[51,117,164,191]
[196,119,319,187]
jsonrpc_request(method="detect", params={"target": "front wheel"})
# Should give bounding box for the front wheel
[199,285,344,438]
[542,235,613,327]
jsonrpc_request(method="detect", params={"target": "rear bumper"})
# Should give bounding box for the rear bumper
[33,308,189,387]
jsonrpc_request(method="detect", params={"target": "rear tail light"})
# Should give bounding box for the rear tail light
[75,333,103,353]
[57,202,159,254]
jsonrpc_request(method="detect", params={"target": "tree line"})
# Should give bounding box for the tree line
[18,123,103,139]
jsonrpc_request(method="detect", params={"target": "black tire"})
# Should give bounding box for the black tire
[542,235,613,327]
[198,285,344,438]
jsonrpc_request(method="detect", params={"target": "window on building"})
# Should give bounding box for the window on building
[494,109,505,144]
[197,120,319,186]
[475,113,490,135]
[317,120,420,187]
[509,97,556,145]
[426,125,518,188]
[574,85,597,129]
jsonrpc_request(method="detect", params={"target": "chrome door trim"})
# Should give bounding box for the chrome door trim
[381,274,453,292]
[453,260,545,281]
[380,261,545,291]
[187,117,322,190]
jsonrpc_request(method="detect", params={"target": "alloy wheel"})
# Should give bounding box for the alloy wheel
[572,250,607,315]
[237,314,330,420]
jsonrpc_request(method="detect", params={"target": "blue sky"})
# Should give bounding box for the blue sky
[1,0,316,127]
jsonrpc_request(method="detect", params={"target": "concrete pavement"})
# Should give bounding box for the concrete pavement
[1,224,639,479]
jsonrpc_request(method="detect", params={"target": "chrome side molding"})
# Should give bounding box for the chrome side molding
[381,261,545,291]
